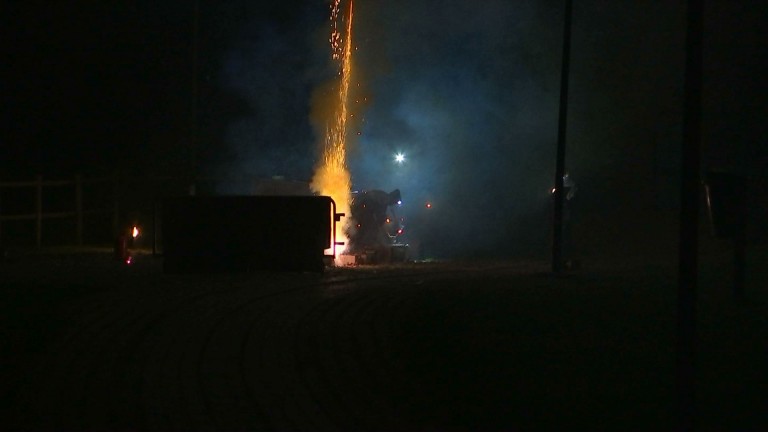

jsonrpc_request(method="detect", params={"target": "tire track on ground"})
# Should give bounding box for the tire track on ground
[10,259,530,430]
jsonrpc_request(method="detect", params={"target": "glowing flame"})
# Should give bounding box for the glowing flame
[311,0,355,263]
[132,226,140,238]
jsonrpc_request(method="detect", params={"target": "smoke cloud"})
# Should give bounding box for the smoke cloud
[344,0,564,258]
[208,0,690,259]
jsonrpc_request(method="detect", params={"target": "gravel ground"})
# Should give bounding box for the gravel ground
[1,247,766,431]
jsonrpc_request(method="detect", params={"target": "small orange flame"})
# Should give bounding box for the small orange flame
[132,226,139,238]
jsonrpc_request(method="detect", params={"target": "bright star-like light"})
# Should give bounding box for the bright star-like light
[394,152,405,164]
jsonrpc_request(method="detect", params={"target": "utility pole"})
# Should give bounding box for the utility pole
[190,0,200,192]
[678,0,703,430]
[552,0,573,274]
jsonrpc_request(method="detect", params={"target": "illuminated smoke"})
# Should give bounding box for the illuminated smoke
[311,0,355,260]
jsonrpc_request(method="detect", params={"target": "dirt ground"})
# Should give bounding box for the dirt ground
[1,246,766,431]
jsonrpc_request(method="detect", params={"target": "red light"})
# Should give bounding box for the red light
[397,229,403,234]
[425,202,432,208]
[386,218,391,223]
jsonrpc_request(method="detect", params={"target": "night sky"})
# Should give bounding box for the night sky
[2,0,766,256]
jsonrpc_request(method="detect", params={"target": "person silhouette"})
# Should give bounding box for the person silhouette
[562,171,577,268]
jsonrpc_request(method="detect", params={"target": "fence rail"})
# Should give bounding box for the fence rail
[0,173,300,249]
[0,175,115,248]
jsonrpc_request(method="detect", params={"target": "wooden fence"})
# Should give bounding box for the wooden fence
[0,174,312,249]
[0,175,117,248]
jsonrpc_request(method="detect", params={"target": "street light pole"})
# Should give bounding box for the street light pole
[677,0,703,429]
[190,0,200,192]
[552,0,573,274]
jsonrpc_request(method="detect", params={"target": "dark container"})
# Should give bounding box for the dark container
[162,195,335,273]
[114,234,128,261]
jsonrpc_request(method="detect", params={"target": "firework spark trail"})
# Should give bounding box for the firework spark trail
[311,0,354,261]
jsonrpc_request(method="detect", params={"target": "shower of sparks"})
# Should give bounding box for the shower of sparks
[329,0,343,60]
[311,0,355,262]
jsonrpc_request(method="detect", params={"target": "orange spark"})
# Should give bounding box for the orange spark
[311,0,355,263]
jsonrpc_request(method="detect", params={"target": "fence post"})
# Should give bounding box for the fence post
[0,188,3,246]
[113,173,120,237]
[36,175,43,248]
[152,199,158,256]
[76,174,83,246]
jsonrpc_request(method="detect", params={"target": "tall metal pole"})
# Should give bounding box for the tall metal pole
[190,0,200,190]
[678,0,702,430]
[552,0,573,274]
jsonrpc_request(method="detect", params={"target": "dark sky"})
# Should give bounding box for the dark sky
[2,0,766,255]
